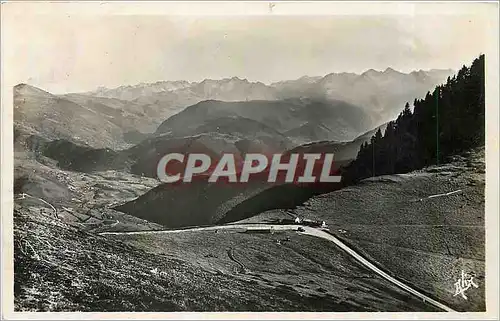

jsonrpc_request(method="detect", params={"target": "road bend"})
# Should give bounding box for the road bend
[100,223,456,312]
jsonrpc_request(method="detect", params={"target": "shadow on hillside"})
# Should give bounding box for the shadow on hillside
[218,182,343,224]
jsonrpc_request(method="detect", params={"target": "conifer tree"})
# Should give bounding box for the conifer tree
[343,55,485,184]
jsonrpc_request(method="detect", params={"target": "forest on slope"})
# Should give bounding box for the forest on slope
[343,55,485,183]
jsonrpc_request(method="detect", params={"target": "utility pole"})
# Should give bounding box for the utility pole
[436,88,439,165]
[372,142,375,178]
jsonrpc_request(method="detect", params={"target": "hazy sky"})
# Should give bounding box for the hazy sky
[2,3,493,93]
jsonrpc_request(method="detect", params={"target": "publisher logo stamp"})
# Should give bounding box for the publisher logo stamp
[453,270,479,300]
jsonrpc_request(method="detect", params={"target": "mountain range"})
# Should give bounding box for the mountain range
[86,68,453,128]
[14,67,452,151]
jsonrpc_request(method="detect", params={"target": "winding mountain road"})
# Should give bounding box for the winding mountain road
[100,223,456,312]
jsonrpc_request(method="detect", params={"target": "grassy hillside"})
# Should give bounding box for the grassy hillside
[14,85,153,149]
[14,206,438,312]
[254,147,485,311]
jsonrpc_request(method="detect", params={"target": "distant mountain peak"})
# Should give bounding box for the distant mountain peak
[384,67,401,74]
[14,83,52,96]
[14,83,40,90]
[361,68,380,77]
